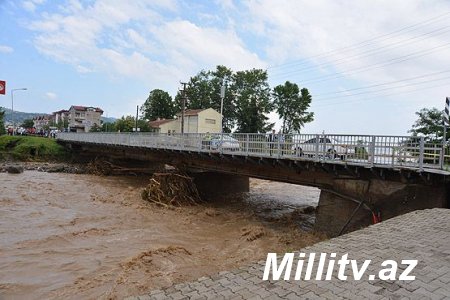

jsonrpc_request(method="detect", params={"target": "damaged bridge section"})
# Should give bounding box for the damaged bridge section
[59,135,449,237]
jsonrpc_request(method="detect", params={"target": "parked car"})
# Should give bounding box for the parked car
[209,134,240,151]
[292,137,355,159]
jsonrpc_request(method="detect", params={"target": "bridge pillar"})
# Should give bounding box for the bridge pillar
[315,179,447,237]
[189,171,249,200]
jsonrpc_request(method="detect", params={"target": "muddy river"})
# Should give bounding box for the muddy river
[0,171,321,299]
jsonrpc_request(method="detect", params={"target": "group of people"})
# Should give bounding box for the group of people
[6,127,59,138]
[267,129,286,156]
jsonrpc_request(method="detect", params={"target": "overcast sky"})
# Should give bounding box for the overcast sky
[1,0,450,135]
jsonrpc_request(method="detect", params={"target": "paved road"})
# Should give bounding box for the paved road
[128,208,450,300]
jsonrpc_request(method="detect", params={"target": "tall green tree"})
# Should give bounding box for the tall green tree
[0,109,5,135]
[273,81,314,133]
[231,69,273,133]
[102,122,116,132]
[115,116,151,132]
[141,89,175,121]
[409,107,446,142]
[115,116,136,132]
[21,119,35,128]
[176,65,235,132]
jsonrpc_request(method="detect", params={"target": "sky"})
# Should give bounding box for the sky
[1,0,450,135]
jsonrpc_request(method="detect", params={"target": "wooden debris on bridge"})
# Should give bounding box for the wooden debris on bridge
[86,157,155,175]
[141,173,202,207]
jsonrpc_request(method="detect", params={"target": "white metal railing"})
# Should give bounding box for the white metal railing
[57,132,450,172]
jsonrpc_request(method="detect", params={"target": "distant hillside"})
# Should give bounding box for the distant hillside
[0,107,49,124]
[0,106,117,125]
[101,116,117,123]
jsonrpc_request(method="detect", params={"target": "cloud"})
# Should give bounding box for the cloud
[26,0,264,92]
[22,0,46,12]
[45,92,57,99]
[0,45,14,53]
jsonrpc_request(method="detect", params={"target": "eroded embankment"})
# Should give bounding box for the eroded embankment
[0,171,322,299]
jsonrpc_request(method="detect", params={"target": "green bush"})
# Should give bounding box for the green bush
[0,136,67,161]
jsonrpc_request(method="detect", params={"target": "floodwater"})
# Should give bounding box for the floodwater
[0,171,321,299]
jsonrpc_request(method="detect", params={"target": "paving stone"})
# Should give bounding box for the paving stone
[131,209,450,300]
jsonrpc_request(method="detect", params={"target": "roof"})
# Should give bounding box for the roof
[149,118,176,128]
[176,108,206,116]
[53,109,69,114]
[33,115,50,120]
[69,105,104,113]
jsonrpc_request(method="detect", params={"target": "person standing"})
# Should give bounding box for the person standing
[267,129,276,156]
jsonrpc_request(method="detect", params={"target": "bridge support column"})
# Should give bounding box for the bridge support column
[189,171,249,200]
[315,179,447,237]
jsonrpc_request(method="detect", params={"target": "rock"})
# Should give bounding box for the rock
[47,165,66,173]
[6,165,24,174]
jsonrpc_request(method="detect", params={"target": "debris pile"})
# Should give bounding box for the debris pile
[141,173,202,207]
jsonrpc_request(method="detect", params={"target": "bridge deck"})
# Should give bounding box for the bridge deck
[128,208,450,300]
[58,132,450,175]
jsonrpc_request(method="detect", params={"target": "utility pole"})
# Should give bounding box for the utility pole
[220,80,226,134]
[135,105,139,133]
[180,82,187,134]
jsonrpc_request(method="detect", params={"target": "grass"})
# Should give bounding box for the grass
[0,135,68,161]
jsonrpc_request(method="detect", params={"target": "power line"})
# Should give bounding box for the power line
[268,11,450,71]
[313,81,450,108]
[314,74,450,101]
[283,41,450,85]
[270,26,450,78]
[313,70,450,97]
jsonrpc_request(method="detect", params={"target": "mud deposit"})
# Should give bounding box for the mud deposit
[0,172,322,299]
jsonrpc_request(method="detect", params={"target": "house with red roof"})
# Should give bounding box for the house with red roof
[67,105,103,132]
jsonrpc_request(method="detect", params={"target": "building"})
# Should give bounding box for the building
[52,109,70,127]
[149,108,222,134]
[67,105,103,132]
[33,116,50,131]
[148,118,179,134]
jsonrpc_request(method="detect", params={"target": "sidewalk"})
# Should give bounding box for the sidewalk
[129,208,450,300]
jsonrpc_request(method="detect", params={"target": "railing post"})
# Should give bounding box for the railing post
[246,134,249,155]
[419,137,424,171]
[220,133,224,155]
[315,134,320,162]
[277,133,281,159]
[369,136,375,167]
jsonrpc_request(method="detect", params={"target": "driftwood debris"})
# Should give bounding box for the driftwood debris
[141,173,202,207]
[86,158,153,175]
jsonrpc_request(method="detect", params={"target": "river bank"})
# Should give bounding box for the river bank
[0,170,323,299]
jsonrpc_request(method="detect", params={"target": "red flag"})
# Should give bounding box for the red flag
[0,80,5,95]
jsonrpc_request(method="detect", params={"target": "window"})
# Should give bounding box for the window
[205,118,216,124]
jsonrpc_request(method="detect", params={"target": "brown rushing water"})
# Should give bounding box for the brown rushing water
[0,171,321,300]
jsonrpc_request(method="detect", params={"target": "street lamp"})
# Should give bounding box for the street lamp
[220,80,226,134]
[11,88,27,135]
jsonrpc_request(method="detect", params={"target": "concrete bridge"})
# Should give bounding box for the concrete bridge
[57,132,450,236]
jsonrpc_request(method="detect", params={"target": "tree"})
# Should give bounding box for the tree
[409,107,446,142]
[176,65,235,132]
[141,89,175,121]
[115,116,136,132]
[231,69,273,133]
[21,119,35,129]
[102,122,116,132]
[115,116,151,132]
[89,123,102,132]
[0,109,5,135]
[273,81,314,133]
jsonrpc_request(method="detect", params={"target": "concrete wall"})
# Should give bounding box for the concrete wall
[315,178,447,237]
[189,171,249,200]
[197,108,221,133]
[159,120,179,133]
